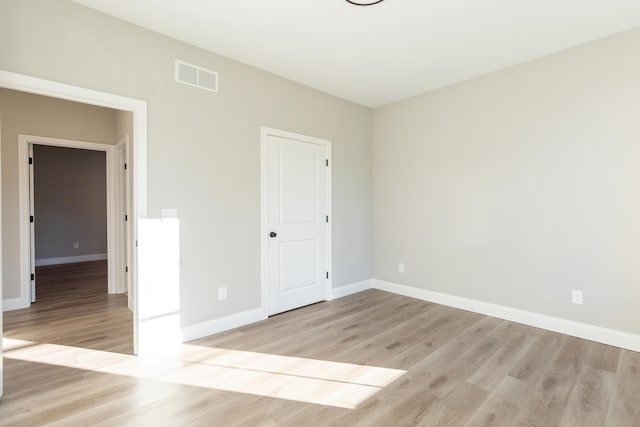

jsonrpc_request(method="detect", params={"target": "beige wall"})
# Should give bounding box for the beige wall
[373,28,640,334]
[115,110,133,143]
[0,87,117,299]
[34,145,107,261]
[0,0,373,326]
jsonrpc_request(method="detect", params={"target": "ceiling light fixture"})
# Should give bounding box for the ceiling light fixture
[345,0,385,6]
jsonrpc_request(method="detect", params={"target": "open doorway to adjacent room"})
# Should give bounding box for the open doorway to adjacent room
[1,87,136,355]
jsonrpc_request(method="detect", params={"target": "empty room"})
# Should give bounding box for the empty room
[1,0,640,426]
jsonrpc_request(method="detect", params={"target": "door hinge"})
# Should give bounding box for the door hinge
[30,215,34,223]
[125,266,128,273]
[29,157,33,165]
[30,273,35,281]
[125,214,128,222]
[326,159,329,167]
[124,163,127,170]
[326,271,329,279]
[326,215,329,223]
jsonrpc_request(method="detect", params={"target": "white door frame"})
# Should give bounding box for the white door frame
[115,135,133,304]
[0,69,148,356]
[0,90,3,398]
[27,144,35,302]
[19,135,116,300]
[260,127,332,317]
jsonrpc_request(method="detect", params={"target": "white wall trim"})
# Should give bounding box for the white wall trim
[115,135,133,298]
[35,253,107,267]
[181,308,267,343]
[0,74,2,397]
[329,280,373,300]
[373,279,640,353]
[3,298,25,312]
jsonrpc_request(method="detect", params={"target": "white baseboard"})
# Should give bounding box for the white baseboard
[181,279,374,342]
[3,297,28,312]
[35,253,107,267]
[181,307,267,343]
[373,279,640,353]
[329,280,373,300]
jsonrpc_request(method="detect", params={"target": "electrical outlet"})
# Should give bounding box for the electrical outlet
[162,208,178,219]
[218,287,227,301]
[399,263,405,273]
[572,289,583,305]
[73,242,79,249]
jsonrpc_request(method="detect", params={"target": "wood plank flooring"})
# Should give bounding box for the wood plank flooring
[3,261,132,354]
[2,261,640,426]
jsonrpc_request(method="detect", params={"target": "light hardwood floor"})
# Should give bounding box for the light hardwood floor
[2,261,640,426]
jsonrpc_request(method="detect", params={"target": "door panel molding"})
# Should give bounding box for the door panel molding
[261,127,332,316]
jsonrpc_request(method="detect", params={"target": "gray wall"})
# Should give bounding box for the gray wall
[34,145,107,261]
[9,1,635,339]
[372,28,640,335]
[0,0,372,326]
[0,87,117,298]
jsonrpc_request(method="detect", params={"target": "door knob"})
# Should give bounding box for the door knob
[270,231,277,238]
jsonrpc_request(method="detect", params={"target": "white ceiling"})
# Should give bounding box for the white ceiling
[74,0,640,107]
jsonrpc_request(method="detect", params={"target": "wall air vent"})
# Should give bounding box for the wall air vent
[175,60,219,93]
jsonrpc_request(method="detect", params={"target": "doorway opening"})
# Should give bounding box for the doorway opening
[0,69,147,355]
[19,136,122,305]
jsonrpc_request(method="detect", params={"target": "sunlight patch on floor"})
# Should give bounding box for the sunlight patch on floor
[3,338,405,409]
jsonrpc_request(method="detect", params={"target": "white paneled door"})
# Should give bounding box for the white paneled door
[265,130,330,316]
